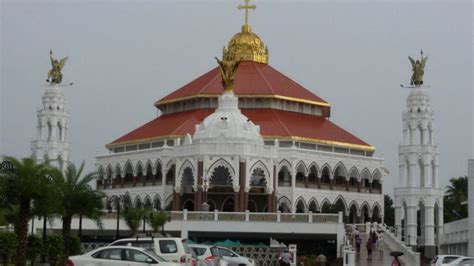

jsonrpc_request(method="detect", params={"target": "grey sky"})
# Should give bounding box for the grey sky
[1,0,472,196]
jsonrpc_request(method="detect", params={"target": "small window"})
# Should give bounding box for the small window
[219,248,237,257]
[444,257,461,263]
[96,248,122,260]
[124,249,152,263]
[192,247,207,256]
[159,240,178,254]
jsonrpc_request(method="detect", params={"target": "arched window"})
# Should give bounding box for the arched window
[155,162,163,185]
[57,121,63,141]
[181,167,194,193]
[47,121,52,141]
[321,166,331,185]
[210,165,232,186]
[166,164,175,185]
[124,162,134,185]
[136,163,144,186]
[154,197,162,211]
[308,165,318,186]
[278,166,291,187]
[145,163,153,184]
[308,200,318,213]
[250,168,266,187]
[418,125,424,145]
[295,199,306,213]
[106,166,113,188]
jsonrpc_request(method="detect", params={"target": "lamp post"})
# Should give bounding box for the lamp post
[107,195,123,240]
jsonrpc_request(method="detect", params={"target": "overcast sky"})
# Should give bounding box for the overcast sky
[1,0,472,196]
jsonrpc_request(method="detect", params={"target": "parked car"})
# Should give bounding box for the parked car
[430,255,463,266]
[446,256,474,265]
[67,246,180,266]
[109,237,192,265]
[189,244,254,266]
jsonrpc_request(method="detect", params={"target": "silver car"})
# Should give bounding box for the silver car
[189,244,254,266]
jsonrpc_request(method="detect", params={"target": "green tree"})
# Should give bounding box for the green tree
[0,157,55,266]
[26,235,43,266]
[384,194,395,226]
[444,176,468,223]
[0,231,17,265]
[121,207,145,236]
[147,211,169,233]
[51,161,105,264]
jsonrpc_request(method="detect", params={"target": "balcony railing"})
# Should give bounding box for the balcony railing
[169,210,340,224]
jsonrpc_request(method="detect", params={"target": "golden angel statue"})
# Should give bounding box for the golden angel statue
[47,50,68,84]
[215,56,240,92]
[408,50,428,86]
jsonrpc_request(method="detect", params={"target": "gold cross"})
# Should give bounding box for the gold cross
[238,0,256,26]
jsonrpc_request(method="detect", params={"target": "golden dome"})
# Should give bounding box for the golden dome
[224,25,268,64]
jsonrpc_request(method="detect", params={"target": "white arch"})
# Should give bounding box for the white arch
[295,197,307,213]
[295,161,308,176]
[308,198,319,212]
[207,158,236,181]
[332,195,348,215]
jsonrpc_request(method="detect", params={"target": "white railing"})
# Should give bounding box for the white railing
[376,223,420,266]
[169,210,340,223]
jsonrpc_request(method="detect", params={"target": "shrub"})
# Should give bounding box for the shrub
[27,235,43,265]
[0,231,17,265]
[45,235,64,266]
[69,236,82,255]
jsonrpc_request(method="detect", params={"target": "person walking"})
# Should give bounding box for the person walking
[355,235,361,255]
[378,233,384,256]
[366,238,373,259]
[279,249,292,266]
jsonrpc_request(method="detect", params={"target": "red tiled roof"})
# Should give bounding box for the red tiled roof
[155,61,329,107]
[108,108,373,151]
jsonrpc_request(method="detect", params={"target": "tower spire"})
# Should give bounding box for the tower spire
[238,0,256,32]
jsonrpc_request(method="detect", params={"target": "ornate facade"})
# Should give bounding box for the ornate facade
[96,4,385,224]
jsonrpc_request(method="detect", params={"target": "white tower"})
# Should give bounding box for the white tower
[394,86,443,259]
[31,84,71,170]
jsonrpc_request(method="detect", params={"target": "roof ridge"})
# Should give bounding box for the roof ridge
[170,110,199,135]
[254,63,276,94]
[272,109,292,136]
[198,67,221,94]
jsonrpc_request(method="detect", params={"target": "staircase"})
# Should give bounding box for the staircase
[354,233,395,266]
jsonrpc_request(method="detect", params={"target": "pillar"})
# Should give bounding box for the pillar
[234,190,240,212]
[357,180,361,192]
[267,193,272,212]
[368,180,372,193]
[304,175,308,188]
[408,162,416,187]
[395,206,402,239]
[329,173,334,190]
[406,206,417,246]
[273,165,277,212]
[345,178,349,191]
[239,161,246,212]
[194,189,202,211]
[423,206,435,246]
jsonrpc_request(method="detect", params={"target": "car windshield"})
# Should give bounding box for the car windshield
[145,249,167,262]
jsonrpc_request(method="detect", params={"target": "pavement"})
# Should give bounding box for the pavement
[355,233,402,266]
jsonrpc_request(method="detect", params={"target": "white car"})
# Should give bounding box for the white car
[67,246,180,266]
[430,255,463,266]
[445,256,474,265]
[109,237,192,265]
[189,244,254,266]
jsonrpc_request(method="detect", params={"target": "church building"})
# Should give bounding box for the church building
[95,2,385,224]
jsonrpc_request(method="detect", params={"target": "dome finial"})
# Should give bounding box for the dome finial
[238,0,256,31]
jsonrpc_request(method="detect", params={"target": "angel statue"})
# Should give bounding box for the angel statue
[47,49,68,84]
[215,56,240,92]
[408,50,428,86]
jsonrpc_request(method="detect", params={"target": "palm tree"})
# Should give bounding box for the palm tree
[147,211,169,234]
[121,207,145,236]
[51,161,105,264]
[0,157,55,266]
[444,176,468,223]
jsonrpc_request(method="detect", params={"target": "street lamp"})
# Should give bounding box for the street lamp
[107,195,123,240]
